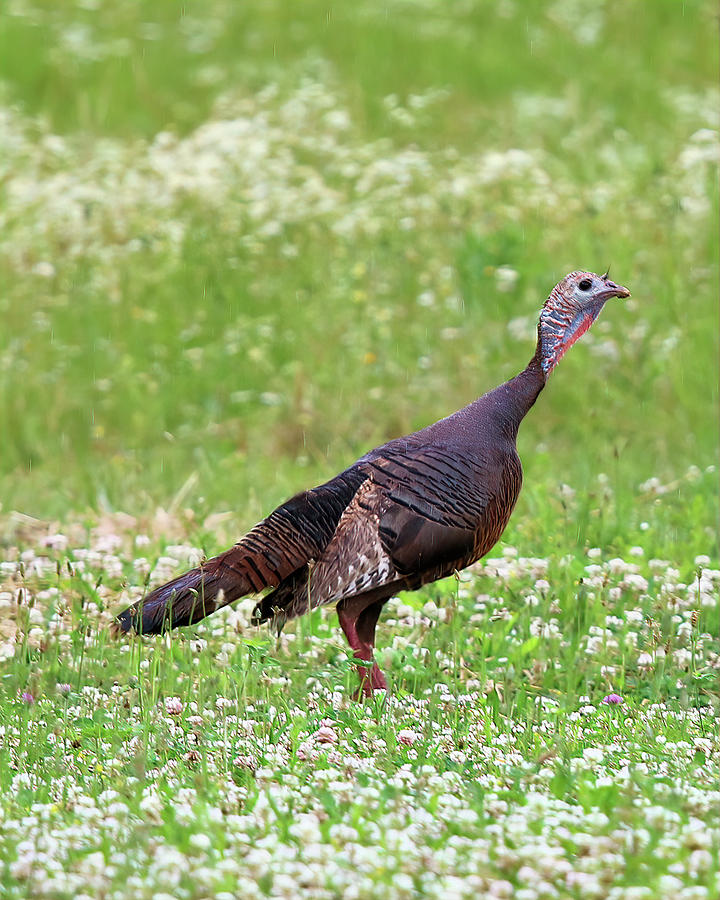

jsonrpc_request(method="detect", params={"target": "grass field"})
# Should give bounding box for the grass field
[0,1,718,898]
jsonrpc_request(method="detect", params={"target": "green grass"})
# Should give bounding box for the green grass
[1,505,718,898]
[0,0,717,522]
[0,1,718,897]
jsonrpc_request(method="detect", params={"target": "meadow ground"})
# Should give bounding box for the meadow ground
[0,1,718,898]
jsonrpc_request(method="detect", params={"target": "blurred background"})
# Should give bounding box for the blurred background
[0,0,717,553]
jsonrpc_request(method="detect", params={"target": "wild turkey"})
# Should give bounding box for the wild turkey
[115,271,630,696]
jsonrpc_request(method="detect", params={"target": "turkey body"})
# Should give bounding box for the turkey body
[257,416,523,627]
[115,361,543,695]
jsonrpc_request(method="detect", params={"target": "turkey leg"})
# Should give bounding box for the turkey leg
[337,599,387,697]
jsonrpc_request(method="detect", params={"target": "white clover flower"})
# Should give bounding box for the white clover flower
[488,881,515,898]
[494,266,519,293]
[164,697,184,716]
[139,792,164,824]
[189,832,212,852]
[673,648,692,668]
[693,737,713,756]
[640,477,662,494]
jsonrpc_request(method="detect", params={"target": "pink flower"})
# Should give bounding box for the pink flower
[21,692,34,705]
[602,693,623,705]
[313,725,338,745]
[57,683,72,696]
[165,697,184,716]
[397,729,420,746]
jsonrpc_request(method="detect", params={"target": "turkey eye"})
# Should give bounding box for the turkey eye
[578,279,592,291]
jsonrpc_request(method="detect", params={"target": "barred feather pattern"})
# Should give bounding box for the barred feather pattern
[114,468,367,634]
[256,479,396,627]
[254,442,523,631]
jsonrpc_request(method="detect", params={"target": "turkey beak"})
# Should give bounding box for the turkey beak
[598,280,630,301]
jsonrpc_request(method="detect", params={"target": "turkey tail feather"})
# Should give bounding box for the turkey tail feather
[113,469,367,636]
[251,569,307,628]
[113,564,248,635]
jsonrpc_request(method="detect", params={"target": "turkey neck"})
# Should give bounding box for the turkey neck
[478,351,546,443]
